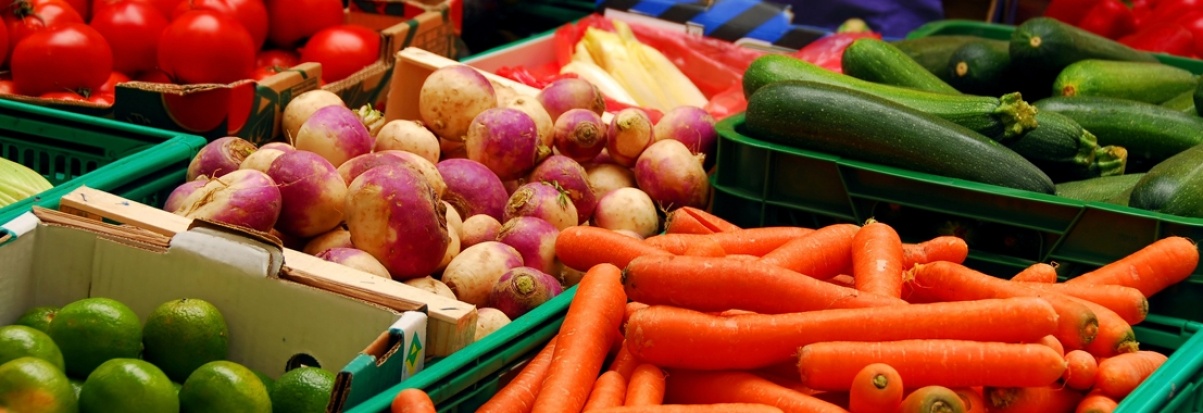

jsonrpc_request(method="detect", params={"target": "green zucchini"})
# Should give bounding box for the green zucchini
[1034,96,1203,171]
[1052,60,1198,104]
[842,38,960,94]
[1195,77,1203,117]
[1055,173,1145,204]
[892,35,984,81]
[1162,89,1196,114]
[947,39,1014,96]
[744,54,1038,141]
[1129,144,1203,217]
[1010,17,1158,100]
[1008,111,1127,182]
[745,80,1055,194]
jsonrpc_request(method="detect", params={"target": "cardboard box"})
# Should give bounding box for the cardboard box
[0,206,421,412]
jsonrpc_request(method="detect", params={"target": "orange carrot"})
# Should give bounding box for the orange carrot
[477,337,558,413]
[391,388,436,413]
[1022,283,1148,325]
[664,208,715,235]
[1075,298,1138,358]
[666,206,742,234]
[1064,350,1098,391]
[1065,236,1198,297]
[556,226,673,271]
[608,343,640,381]
[626,298,1058,371]
[532,264,628,413]
[586,404,785,413]
[826,274,856,289]
[663,369,848,413]
[901,236,969,269]
[1037,335,1066,356]
[584,371,628,411]
[906,261,1100,351]
[624,364,666,406]
[643,234,724,256]
[623,255,905,315]
[852,221,905,298]
[725,254,761,262]
[1095,350,1168,399]
[759,223,860,279]
[648,227,815,257]
[625,302,649,325]
[986,386,1083,413]
[849,363,903,413]
[953,387,987,413]
[1011,262,1059,283]
[682,237,727,257]
[1075,392,1117,413]
[898,386,966,413]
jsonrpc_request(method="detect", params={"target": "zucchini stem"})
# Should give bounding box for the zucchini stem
[994,92,1040,139]
[1092,145,1129,177]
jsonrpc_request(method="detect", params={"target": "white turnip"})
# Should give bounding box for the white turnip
[536,78,605,121]
[593,187,660,238]
[634,139,709,210]
[466,107,548,180]
[529,155,595,225]
[496,217,559,274]
[552,108,607,163]
[239,147,288,173]
[606,108,655,167]
[654,105,717,168]
[585,162,636,200]
[266,150,347,238]
[295,105,374,167]
[419,65,497,141]
[437,158,508,221]
[460,214,501,249]
[173,169,282,233]
[374,120,440,164]
[163,177,209,213]
[437,224,461,272]
[316,247,391,279]
[475,307,511,341]
[502,95,553,148]
[187,136,256,180]
[345,164,450,280]
[503,182,578,231]
[489,267,563,319]
[282,89,344,141]
[441,241,524,306]
[259,142,295,152]
[403,276,456,300]
[303,226,352,255]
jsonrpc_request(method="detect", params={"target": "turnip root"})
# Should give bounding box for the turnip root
[354,104,386,137]
[585,162,636,200]
[374,120,440,164]
[187,136,257,180]
[634,139,709,210]
[529,155,595,224]
[442,201,464,239]
[338,151,446,198]
[163,177,209,213]
[283,90,344,141]
[438,158,508,221]
[266,150,347,238]
[475,307,511,341]
[594,187,660,238]
[461,214,501,249]
[419,65,497,141]
[295,105,374,167]
[442,241,524,306]
[466,107,548,180]
[606,108,655,167]
[496,217,560,274]
[174,169,282,233]
[553,108,607,163]
[345,164,450,280]
[489,266,563,319]
[316,247,391,279]
[303,226,352,255]
[504,182,578,231]
[654,106,717,168]
[239,147,288,174]
[536,78,605,121]
[502,95,553,149]
[403,276,456,300]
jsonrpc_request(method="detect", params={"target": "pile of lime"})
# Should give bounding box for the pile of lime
[0,297,336,413]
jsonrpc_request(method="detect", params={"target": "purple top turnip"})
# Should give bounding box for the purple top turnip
[503,95,553,148]
[345,164,450,280]
[496,217,560,274]
[239,147,288,174]
[528,155,596,224]
[466,107,548,181]
[442,241,524,306]
[303,226,353,255]
[460,214,502,249]
[593,187,661,238]
[266,149,348,238]
[654,105,717,169]
[316,247,391,279]
[536,78,605,122]
[339,151,446,199]
[607,108,655,167]
[374,120,441,164]
[585,162,636,201]
[552,109,607,163]
[173,169,282,233]
[164,177,209,213]
[503,182,578,231]
[187,136,257,181]
[259,142,296,152]
[419,65,497,141]
[294,105,374,168]
[437,158,509,222]
[489,266,563,320]
[634,139,709,211]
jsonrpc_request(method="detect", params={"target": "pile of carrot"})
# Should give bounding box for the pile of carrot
[391,206,1198,413]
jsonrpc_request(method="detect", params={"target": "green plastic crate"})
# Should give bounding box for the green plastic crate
[0,98,207,224]
[710,113,1203,412]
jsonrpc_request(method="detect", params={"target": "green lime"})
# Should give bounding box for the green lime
[179,360,271,413]
[14,306,58,333]
[269,367,335,413]
[78,358,177,413]
[0,356,77,413]
[47,297,143,379]
[0,325,64,371]
[142,298,229,383]
[172,381,182,396]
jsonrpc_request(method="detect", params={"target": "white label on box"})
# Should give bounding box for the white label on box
[391,311,428,379]
[0,211,40,240]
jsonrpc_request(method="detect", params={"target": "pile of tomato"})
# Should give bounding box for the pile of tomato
[0,0,383,104]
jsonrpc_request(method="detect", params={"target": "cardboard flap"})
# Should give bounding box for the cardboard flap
[171,225,284,280]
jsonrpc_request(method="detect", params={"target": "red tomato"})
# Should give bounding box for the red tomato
[5,0,84,62]
[135,68,173,83]
[157,10,254,84]
[0,79,14,94]
[173,0,266,49]
[39,91,85,100]
[11,23,112,96]
[255,48,299,68]
[89,1,168,76]
[86,91,114,104]
[0,18,8,67]
[96,71,130,94]
[300,24,380,84]
[251,65,280,81]
[61,0,88,20]
[93,0,179,18]
[264,0,342,48]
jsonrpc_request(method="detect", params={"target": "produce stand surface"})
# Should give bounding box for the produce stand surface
[0,98,206,225]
